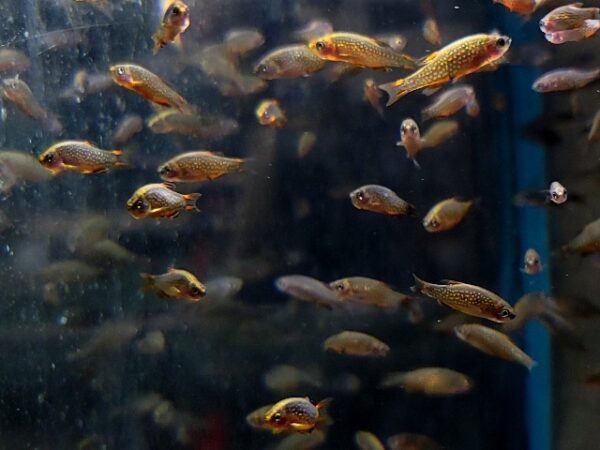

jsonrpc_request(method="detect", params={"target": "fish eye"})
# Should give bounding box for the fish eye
[255,64,267,74]
[429,219,439,228]
[334,283,344,292]
[551,192,559,200]
[41,153,54,164]
[498,309,511,318]
[272,412,283,423]
[117,67,125,76]
[159,165,174,177]
[315,41,326,52]
[190,286,203,296]
[355,190,364,201]
[133,199,145,210]
[539,20,544,28]
[171,6,180,15]
[496,37,506,47]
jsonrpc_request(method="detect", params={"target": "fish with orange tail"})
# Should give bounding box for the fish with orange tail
[110,63,192,113]
[308,32,416,70]
[379,33,511,106]
[38,141,127,174]
[263,397,332,433]
[126,183,201,219]
[152,1,190,53]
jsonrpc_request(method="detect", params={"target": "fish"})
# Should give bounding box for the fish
[522,248,543,275]
[255,99,287,127]
[544,22,600,44]
[549,181,568,204]
[111,114,143,145]
[136,330,166,354]
[158,151,245,183]
[355,431,386,450]
[68,320,139,361]
[263,365,322,393]
[126,183,201,219]
[380,367,473,395]
[454,324,537,370]
[349,185,416,217]
[422,18,442,46]
[147,109,239,139]
[38,141,127,174]
[294,20,334,42]
[43,259,103,285]
[297,131,318,159]
[587,109,600,149]
[421,85,479,121]
[0,151,51,194]
[60,70,114,101]
[328,277,413,309]
[109,63,192,112]
[323,330,390,357]
[275,275,343,309]
[375,33,408,52]
[412,275,516,322]
[561,217,600,255]
[263,397,331,433]
[1,77,62,133]
[82,239,137,266]
[0,48,30,73]
[397,118,422,165]
[140,268,206,301]
[254,45,326,79]
[422,197,475,232]
[204,276,243,300]
[532,68,600,92]
[152,1,190,53]
[379,33,511,105]
[419,120,460,150]
[308,32,416,70]
[494,0,537,15]
[223,28,265,56]
[540,3,600,33]
[363,78,384,117]
[387,433,443,450]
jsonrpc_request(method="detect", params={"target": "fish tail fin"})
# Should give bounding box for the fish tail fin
[183,193,202,212]
[411,157,421,169]
[526,358,538,371]
[111,149,130,168]
[406,202,418,218]
[411,274,427,294]
[316,398,333,426]
[379,79,407,106]
[140,273,155,292]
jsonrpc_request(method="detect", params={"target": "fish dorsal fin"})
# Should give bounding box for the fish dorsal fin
[418,51,439,65]
[372,37,392,48]
[161,181,177,190]
[440,279,462,285]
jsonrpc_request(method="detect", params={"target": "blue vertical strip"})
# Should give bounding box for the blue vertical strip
[502,16,552,450]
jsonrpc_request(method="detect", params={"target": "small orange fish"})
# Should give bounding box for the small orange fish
[522,248,543,275]
[152,1,190,53]
[422,18,442,46]
[255,99,287,127]
[380,367,472,395]
[126,183,201,219]
[158,151,245,182]
[38,141,126,174]
[423,197,475,232]
[494,0,537,15]
[309,32,416,70]
[263,397,332,433]
[110,63,192,112]
[380,33,511,105]
[141,268,205,301]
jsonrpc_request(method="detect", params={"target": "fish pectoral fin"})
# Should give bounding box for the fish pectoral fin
[289,423,312,433]
[440,279,461,285]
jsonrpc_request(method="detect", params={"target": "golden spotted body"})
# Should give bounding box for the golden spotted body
[380,367,472,395]
[126,183,201,219]
[562,217,600,255]
[110,63,191,112]
[379,33,511,105]
[350,185,416,217]
[254,45,325,79]
[264,397,330,433]
[308,32,416,70]
[323,331,390,357]
[541,4,600,32]
[412,275,515,323]
[140,268,206,301]
[454,324,536,370]
[152,1,190,53]
[423,197,474,232]
[38,141,126,174]
[158,151,244,182]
